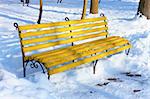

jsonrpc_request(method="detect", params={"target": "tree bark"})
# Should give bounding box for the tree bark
[25,0,29,6]
[81,0,88,19]
[90,0,99,14]
[21,0,24,6]
[138,0,150,19]
[37,0,43,24]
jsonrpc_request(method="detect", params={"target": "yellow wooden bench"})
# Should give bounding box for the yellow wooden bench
[14,14,131,79]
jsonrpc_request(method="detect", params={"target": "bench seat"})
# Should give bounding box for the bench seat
[24,36,131,75]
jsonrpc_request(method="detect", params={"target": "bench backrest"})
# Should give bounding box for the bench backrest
[17,16,108,56]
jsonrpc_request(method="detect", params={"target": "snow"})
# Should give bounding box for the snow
[0,0,150,99]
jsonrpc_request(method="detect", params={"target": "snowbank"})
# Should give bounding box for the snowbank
[0,0,150,99]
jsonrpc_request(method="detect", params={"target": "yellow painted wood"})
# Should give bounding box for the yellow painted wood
[24,36,120,61]
[23,31,108,52]
[19,17,107,31]
[48,45,131,75]
[45,40,130,68]
[35,37,126,61]
[20,22,107,38]
[34,37,121,59]
[81,0,88,19]
[27,36,120,60]
[22,27,108,45]
[41,40,129,63]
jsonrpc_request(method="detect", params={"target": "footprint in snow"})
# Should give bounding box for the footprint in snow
[122,72,142,77]
[96,78,123,87]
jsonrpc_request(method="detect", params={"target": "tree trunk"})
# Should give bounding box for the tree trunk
[138,0,150,19]
[81,0,88,19]
[21,0,24,6]
[25,0,29,6]
[37,0,43,24]
[90,0,99,14]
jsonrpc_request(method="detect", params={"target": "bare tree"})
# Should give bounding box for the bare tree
[37,0,43,24]
[20,0,29,6]
[57,0,63,3]
[25,0,29,6]
[81,0,88,19]
[90,0,99,14]
[138,0,150,19]
[21,0,24,6]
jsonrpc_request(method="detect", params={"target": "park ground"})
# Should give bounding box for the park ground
[0,0,150,99]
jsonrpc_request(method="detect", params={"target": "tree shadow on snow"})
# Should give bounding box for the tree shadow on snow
[0,33,43,78]
[28,5,81,15]
[0,13,35,24]
[100,0,138,11]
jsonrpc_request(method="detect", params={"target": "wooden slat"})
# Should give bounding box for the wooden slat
[19,17,107,31]
[23,31,108,52]
[20,22,107,38]
[45,40,130,68]
[48,45,131,75]
[41,39,129,63]
[25,36,120,61]
[35,37,126,61]
[27,36,120,59]
[22,27,108,45]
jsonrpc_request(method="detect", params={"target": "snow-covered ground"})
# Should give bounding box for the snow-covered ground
[0,0,149,99]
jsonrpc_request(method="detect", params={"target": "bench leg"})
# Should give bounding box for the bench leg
[93,60,98,74]
[23,61,46,77]
[23,66,26,77]
[26,3,29,6]
[48,75,50,80]
[22,1,24,6]
[23,62,26,77]
[57,0,62,3]
[125,48,130,55]
[39,63,45,74]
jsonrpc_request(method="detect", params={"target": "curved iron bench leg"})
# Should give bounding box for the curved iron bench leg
[125,48,130,55]
[24,60,46,77]
[93,60,98,74]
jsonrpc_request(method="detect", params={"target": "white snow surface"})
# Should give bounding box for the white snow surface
[0,0,150,99]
